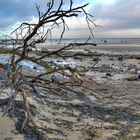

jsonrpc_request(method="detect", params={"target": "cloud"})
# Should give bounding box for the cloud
[50,16,92,38]
[0,0,92,39]
[2,0,139,38]
[0,0,88,31]
[90,0,140,37]
[0,0,36,32]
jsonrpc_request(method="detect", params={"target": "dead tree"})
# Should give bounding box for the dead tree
[1,0,98,139]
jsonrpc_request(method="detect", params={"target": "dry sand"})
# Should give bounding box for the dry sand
[0,113,23,140]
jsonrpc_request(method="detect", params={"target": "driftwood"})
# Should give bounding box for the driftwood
[0,0,98,139]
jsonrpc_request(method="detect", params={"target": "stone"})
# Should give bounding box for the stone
[137,70,140,79]
[106,72,112,77]
[124,76,138,81]
[105,115,111,119]
[86,95,96,104]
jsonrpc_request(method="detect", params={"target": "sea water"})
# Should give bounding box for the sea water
[44,38,140,45]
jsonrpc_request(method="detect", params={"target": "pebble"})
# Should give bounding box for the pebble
[86,95,96,103]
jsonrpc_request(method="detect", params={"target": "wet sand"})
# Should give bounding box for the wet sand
[0,112,15,140]
[37,43,140,54]
[0,43,140,140]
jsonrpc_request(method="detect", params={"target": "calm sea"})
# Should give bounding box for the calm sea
[44,38,140,45]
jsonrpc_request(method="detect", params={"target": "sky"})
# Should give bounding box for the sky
[0,0,140,38]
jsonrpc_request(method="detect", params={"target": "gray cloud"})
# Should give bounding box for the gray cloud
[0,0,36,30]
[90,0,140,30]
[0,0,88,31]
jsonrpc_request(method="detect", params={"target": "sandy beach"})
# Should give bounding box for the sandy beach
[0,43,140,140]
[0,0,140,139]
